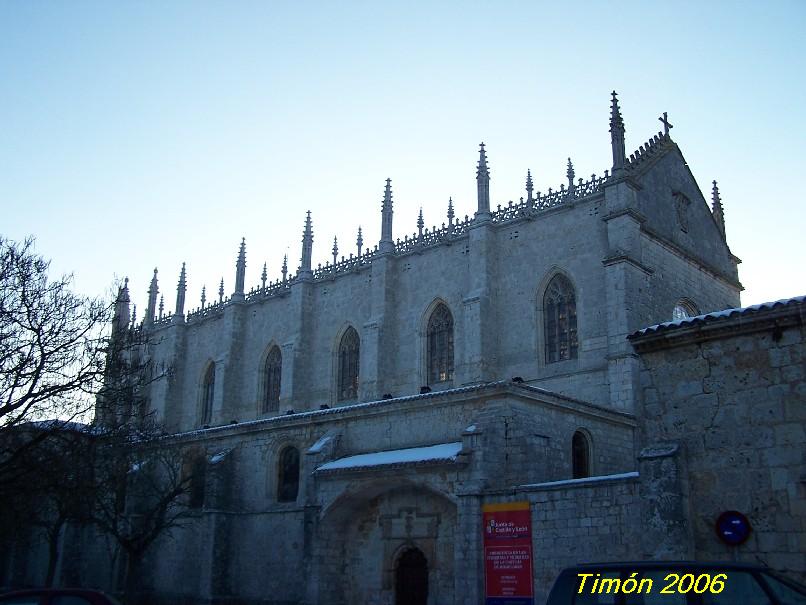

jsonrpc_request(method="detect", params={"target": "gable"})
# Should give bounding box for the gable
[631,143,739,284]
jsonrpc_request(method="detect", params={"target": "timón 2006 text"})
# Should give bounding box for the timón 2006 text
[577,572,728,595]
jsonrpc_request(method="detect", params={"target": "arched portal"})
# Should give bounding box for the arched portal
[316,482,456,604]
[395,547,428,605]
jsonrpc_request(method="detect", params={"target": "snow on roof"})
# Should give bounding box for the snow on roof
[23,419,94,433]
[630,295,806,338]
[209,449,231,464]
[308,434,333,454]
[316,442,463,473]
[518,471,639,490]
[167,381,515,439]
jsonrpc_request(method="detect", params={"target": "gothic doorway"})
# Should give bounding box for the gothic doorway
[395,547,428,605]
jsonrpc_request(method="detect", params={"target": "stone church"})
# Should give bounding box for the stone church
[9,92,806,604]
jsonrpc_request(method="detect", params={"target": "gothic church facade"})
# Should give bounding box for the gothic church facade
[21,92,803,605]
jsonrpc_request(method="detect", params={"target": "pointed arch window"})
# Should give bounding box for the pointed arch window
[572,430,591,479]
[277,446,300,503]
[543,275,578,363]
[263,346,282,413]
[338,327,360,401]
[200,364,215,426]
[427,303,454,383]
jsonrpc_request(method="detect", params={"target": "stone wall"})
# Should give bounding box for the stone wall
[630,298,806,581]
[473,474,644,605]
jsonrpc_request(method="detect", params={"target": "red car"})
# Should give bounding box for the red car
[0,589,122,605]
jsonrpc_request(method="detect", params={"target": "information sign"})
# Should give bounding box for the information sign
[482,501,534,605]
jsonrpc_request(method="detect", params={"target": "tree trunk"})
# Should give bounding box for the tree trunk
[123,550,142,605]
[44,519,64,588]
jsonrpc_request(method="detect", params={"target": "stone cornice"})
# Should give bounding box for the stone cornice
[640,224,742,290]
[163,380,636,444]
[601,253,654,275]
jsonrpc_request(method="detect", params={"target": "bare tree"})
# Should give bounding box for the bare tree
[0,235,109,485]
[90,424,197,603]
[0,236,195,599]
[1,422,96,586]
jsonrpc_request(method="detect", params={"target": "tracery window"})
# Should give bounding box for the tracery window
[427,303,454,383]
[543,275,578,363]
[572,430,591,479]
[672,300,699,321]
[277,446,300,503]
[200,363,215,426]
[337,327,360,401]
[263,346,282,413]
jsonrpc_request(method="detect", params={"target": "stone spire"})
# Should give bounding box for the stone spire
[712,180,726,239]
[300,211,314,276]
[261,262,267,289]
[447,197,455,230]
[218,278,224,303]
[131,304,137,326]
[281,254,288,283]
[112,277,131,335]
[526,170,534,205]
[200,286,206,309]
[234,238,246,298]
[332,236,339,267]
[610,91,626,173]
[175,263,187,320]
[476,142,490,217]
[145,268,158,326]
[356,226,363,257]
[158,295,164,319]
[567,158,576,194]
[417,207,424,239]
[380,179,394,253]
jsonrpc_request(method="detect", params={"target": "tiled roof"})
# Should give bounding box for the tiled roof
[629,295,806,339]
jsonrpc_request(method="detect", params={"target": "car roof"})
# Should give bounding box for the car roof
[567,561,767,570]
[0,588,108,596]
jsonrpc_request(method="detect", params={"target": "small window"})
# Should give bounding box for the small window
[672,300,698,321]
[182,452,206,509]
[277,446,300,503]
[263,346,282,413]
[427,303,454,383]
[572,431,591,479]
[337,327,360,401]
[544,275,578,364]
[200,363,215,425]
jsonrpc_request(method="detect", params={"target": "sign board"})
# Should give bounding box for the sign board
[715,510,752,546]
[483,501,534,605]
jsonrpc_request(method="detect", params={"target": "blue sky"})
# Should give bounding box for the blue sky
[2,1,804,313]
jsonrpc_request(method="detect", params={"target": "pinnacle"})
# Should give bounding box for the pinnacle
[477,142,490,178]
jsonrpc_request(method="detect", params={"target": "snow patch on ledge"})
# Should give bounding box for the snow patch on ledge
[518,471,639,489]
[316,442,463,472]
[308,434,333,454]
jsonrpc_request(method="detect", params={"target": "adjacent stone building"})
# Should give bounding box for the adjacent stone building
[629,296,806,577]
[4,92,803,604]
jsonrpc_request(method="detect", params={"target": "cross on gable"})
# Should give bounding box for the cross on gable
[659,111,673,136]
